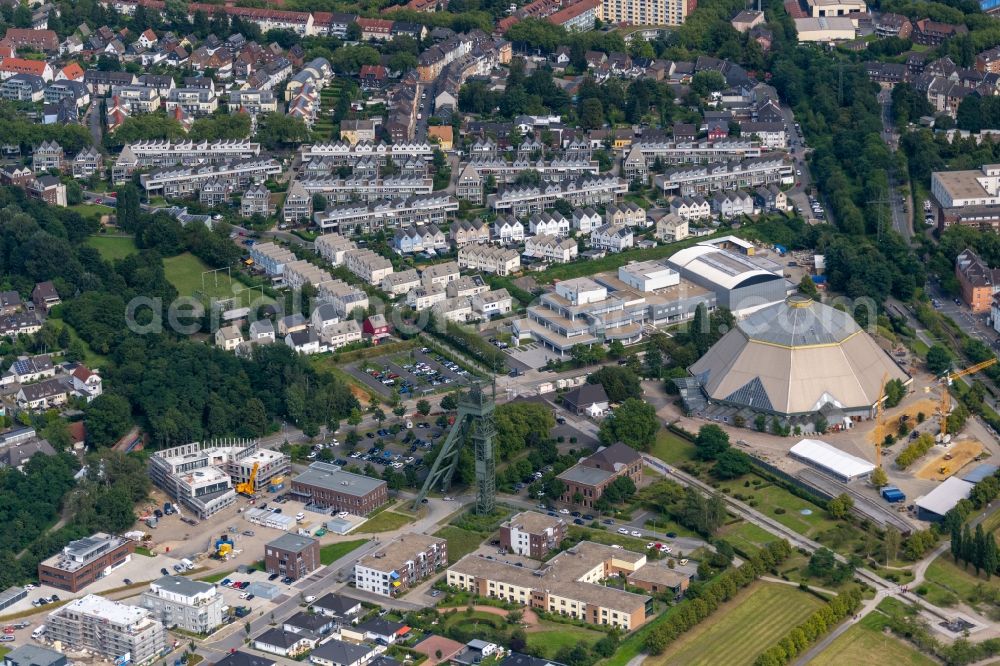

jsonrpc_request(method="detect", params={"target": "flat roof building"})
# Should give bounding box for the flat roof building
[265,533,320,581]
[47,595,166,665]
[289,461,389,515]
[355,533,447,597]
[500,511,568,559]
[789,439,876,482]
[666,243,790,315]
[916,477,974,521]
[38,533,135,592]
[140,575,225,634]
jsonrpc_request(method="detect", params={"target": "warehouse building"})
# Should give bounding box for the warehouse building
[289,461,389,515]
[683,295,911,429]
[789,439,876,482]
[915,477,975,521]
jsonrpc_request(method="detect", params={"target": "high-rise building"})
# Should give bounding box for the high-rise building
[601,0,693,26]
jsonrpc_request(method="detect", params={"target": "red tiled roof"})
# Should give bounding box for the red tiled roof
[0,58,48,76]
[61,62,85,80]
[3,28,58,50]
[357,17,393,32]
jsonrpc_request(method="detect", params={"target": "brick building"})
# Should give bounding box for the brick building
[289,462,389,515]
[955,248,1000,313]
[499,511,567,559]
[38,533,136,592]
[264,533,320,581]
[557,442,643,509]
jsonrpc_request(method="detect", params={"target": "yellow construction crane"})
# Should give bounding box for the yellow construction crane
[236,462,259,497]
[939,358,998,436]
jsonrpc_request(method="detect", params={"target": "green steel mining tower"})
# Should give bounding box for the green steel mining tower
[411,382,496,515]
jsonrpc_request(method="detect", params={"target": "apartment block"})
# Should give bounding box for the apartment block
[301,141,433,164]
[355,534,447,597]
[139,158,281,197]
[38,533,135,592]
[313,194,458,234]
[140,576,225,634]
[344,248,394,285]
[47,595,166,665]
[601,0,690,26]
[956,248,1000,313]
[447,541,651,630]
[629,138,761,168]
[500,511,567,559]
[114,139,260,181]
[249,243,297,276]
[655,157,793,196]
[283,180,312,222]
[165,87,218,115]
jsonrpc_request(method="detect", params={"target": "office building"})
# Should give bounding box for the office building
[265,534,320,581]
[38,533,135,592]
[289,461,389,515]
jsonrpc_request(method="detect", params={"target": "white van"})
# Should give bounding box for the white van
[32,624,45,640]
[295,512,305,522]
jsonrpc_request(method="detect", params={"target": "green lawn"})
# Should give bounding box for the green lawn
[434,526,485,564]
[922,554,1000,608]
[646,582,824,666]
[199,569,233,583]
[720,521,781,554]
[714,476,840,541]
[651,428,696,464]
[70,203,113,221]
[319,538,368,565]
[88,234,138,262]
[526,621,604,658]
[358,511,412,533]
[46,313,108,368]
[811,618,935,666]
[568,525,649,552]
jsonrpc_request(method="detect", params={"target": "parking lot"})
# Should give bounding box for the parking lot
[346,348,473,399]
[345,420,448,473]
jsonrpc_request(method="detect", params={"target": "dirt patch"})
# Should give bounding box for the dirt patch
[348,382,373,402]
[917,440,983,481]
[867,398,940,445]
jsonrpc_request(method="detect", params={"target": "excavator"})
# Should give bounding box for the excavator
[235,462,259,497]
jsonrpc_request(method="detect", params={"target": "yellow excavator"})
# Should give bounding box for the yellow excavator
[236,462,259,497]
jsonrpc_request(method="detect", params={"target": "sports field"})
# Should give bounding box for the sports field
[647,582,824,666]
[163,252,264,307]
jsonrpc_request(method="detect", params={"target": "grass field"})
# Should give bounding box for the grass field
[651,429,696,464]
[526,621,605,658]
[811,617,934,666]
[164,252,261,307]
[922,553,1000,607]
[88,234,138,262]
[358,511,412,533]
[434,526,485,564]
[646,582,824,666]
[720,521,781,554]
[714,476,839,539]
[46,313,108,368]
[70,203,113,221]
[568,525,649,552]
[319,538,368,565]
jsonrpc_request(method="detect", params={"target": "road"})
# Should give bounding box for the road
[85,99,102,148]
[878,88,913,240]
[778,103,818,223]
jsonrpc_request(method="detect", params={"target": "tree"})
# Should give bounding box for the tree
[599,398,658,450]
[870,466,889,488]
[884,378,907,408]
[441,395,458,411]
[807,547,836,579]
[827,493,854,519]
[579,98,605,129]
[116,183,142,232]
[711,448,751,479]
[926,344,952,375]
[884,526,901,564]
[694,424,730,461]
[546,477,566,501]
[691,70,727,97]
[608,340,626,359]
[588,366,642,403]
[798,275,819,299]
[84,393,133,447]
[416,399,431,416]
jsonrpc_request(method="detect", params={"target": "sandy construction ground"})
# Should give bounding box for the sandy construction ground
[917,439,983,481]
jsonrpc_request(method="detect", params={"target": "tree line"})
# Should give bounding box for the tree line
[752,586,864,666]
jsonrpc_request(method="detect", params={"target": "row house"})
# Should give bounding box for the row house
[200,178,233,206]
[382,269,421,297]
[627,138,762,168]
[320,319,363,350]
[84,70,136,95]
[417,33,474,82]
[524,235,578,264]
[249,242,297,276]
[711,190,755,218]
[670,195,711,221]
[343,248,394,285]
[357,18,394,41]
[340,119,377,146]
[318,280,369,318]
[315,233,357,266]
[589,224,633,253]
[605,201,647,227]
[528,211,570,237]
[117,140,262,172]
[655,157,794,196]
[464,157,600,184]
[865,62,908,86]
[472,288,513,318]
[300,140,433,165]
[457,245,521,276]
[241,184,273,218]
[28,175,67,207]
[433,296,473,323]
[456,164,484,205]
[284,259,333,291]
[72,147,103,179]
[0,311,42,336]
[421,261,460,290]
[493,216,525,243]
[0,58,53,81]
[2,27,58,52]
[139,157,282,197]
[165,87,218,116]
[487,175,627,216]
[912,19,968,46]
[33,140,64,171]
[287,83,320,127]
[450,219,490,246]
[285,57,331,101]
[977,46,1000,74]
[283,181,312,223]
[447,276,489,299]
[407,285,447,310]
[572,207,602,233]
[0,74,44,102]
[755,184,787,212]
[297,176,433,203]
[392,225,447,254]
[654,213,689,243]
[312,12,356,38]
[312,194,458,234]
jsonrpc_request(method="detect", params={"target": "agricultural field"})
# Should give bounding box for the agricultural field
[646,582,824,666]
[88,234,137,261]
